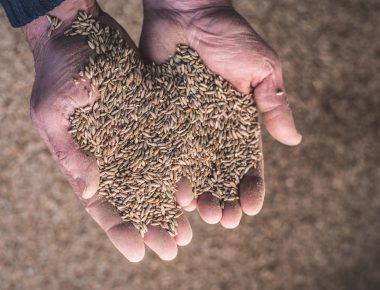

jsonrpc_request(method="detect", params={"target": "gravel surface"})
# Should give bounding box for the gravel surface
[0,0,379,289]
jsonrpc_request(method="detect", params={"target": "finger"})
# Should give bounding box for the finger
[107,223,146,263]
[54,143,99,200]
[31,81,100,200]
[99,12,138,51]
[139,10,187,63]
[144,226,178,261]
[183,198,197,212]
[175,177,194,207]
[85,197,145,262]
[175,214,193,246]
[239,162,265,216]
[37,128,99,199]
[31,121,99,200]
[197,193,222,224]
[254,67,302,146]
[220,200,243,229]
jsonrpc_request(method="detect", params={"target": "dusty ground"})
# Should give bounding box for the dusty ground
[0,0,379,289]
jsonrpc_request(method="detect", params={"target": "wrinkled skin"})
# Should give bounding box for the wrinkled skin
[24,0,192,262]
[140,0,302,229]
[24,0,301,262]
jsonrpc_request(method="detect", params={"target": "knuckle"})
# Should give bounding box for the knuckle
[261,50,282,79]
[266,44,280,62]
[267,50,281,70]
[54,147,68,163]
[50,141,71,167]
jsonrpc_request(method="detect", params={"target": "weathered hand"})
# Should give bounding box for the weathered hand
[24,0,191,262]
[140,0,302,228]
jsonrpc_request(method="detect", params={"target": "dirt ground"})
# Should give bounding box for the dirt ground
[0,0,379,289]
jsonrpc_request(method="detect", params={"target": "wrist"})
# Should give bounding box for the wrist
[23,0,98,53]
[143,0,232,11]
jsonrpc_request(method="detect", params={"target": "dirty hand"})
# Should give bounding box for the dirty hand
[24,0,191,262]
[140,0,302,228]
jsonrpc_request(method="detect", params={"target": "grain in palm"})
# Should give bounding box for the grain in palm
[67,12,261,237]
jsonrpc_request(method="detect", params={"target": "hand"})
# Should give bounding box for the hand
[24,0,192,262]
[140,0,302,228]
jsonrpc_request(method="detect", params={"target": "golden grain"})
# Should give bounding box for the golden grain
[67,12,261,237]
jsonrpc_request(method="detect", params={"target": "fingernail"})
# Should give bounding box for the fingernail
[276,90,285,96]
[82,187,95,199]
[293,132,303,145]
[76,177,97,199]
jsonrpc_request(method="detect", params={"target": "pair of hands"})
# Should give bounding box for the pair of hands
[23,0,301,262]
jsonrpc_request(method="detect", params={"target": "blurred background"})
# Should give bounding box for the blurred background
[0,0,379,289]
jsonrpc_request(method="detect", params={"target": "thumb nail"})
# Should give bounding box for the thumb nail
[76,177,98,199]
[293,132,303,145]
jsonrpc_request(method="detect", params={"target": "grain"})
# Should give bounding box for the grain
[66,12,261,237]
[47,15,62,37]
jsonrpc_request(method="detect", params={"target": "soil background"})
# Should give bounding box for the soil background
[0,0,379,289]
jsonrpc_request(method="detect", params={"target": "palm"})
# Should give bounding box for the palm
[140,3,300,227]
[140,6,276,93]
[27,2,191,262]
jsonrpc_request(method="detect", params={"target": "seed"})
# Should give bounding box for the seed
[67,12,261,238]
[46,15,63,37]
[88,41,95,50]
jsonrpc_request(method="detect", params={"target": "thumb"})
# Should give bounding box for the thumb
[53,142,99,200]
[31,97,99,200]
[254,62,302,146]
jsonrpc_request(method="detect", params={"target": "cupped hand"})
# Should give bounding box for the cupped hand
[24,0,192,262]
[140,0,302,228]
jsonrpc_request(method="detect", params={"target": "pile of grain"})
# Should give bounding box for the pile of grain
[66,12,261,237]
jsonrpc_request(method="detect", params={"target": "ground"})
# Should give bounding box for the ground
[0,0,379,289]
